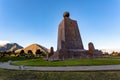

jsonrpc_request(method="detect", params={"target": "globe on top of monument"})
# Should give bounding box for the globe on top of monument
[63,11,70,18]
[47,12,102,61]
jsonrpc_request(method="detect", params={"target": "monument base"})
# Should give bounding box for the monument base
[47,49,102,61]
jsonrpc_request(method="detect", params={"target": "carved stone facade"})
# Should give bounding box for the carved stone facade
[48,12,102,61]
[57,17,84,51]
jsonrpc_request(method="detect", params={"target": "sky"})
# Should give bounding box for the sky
[0,0,120,50]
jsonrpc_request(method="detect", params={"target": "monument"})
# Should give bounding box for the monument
[48,12,102,60]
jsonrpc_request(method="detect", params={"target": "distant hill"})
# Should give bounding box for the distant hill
[16,44,49,54]
[0,43,23,52]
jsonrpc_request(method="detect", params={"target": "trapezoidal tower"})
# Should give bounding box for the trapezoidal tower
[56,12,85,59]
[57,12,84,50]
[47,12,102,60]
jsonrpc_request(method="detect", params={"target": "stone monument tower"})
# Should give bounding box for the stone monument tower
[48,12,102,60]
[56,12,86,59]
[57,12,84,51]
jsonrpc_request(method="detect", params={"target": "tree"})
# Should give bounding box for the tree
[14,53,18,56]
[7,51,12,56]
[27,50,33,54]
[0,52,2,57]
[35,49,42,57]
[27,50,34,58]
[41,51,46,57]
[1,52,6,57]
[19,50,25,56]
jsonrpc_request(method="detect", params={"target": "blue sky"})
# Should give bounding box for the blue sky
[0,0,120,50]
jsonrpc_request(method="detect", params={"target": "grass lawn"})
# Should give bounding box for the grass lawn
[0,68,120,80]
[11,58,120,66]
[0,56,40,62]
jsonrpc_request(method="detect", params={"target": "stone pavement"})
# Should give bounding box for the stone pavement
[1,62,120,71]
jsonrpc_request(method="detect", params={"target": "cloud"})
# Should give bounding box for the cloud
[0,40,11,46]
